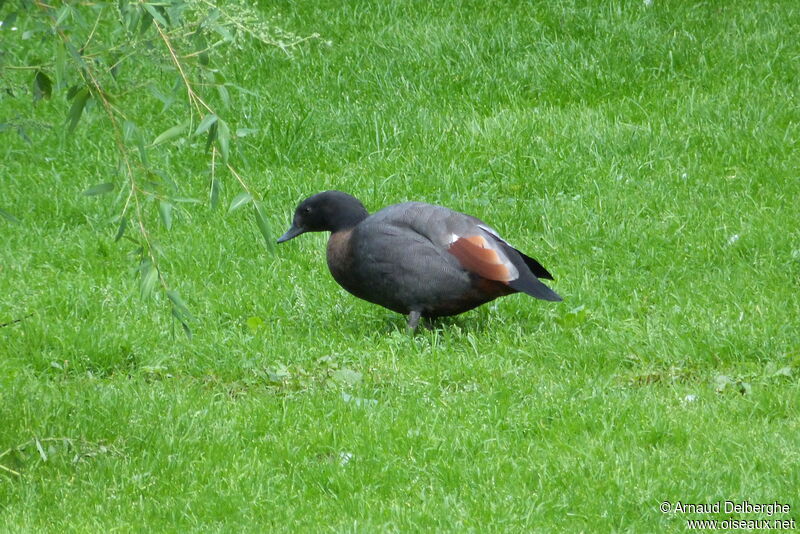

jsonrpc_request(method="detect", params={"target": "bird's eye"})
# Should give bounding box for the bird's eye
[302,206,312,215]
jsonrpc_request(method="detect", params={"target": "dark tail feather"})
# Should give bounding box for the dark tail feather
[485,235,561,301]
[516,248,554,280]
[496,242,561,301]
[508,276,562,302]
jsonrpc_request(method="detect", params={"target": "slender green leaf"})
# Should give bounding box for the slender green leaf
[122,120,137,142]
[210,22,233,42]
[253,200,275,252]
[158,201,173,230]
[140,260,158,300]
[151,171,176,194]
[205,122,218,152]
[135,132,148,166]
[54,41,67,90]
[148,84,175,110]
[120,1,137,32]
[55,5,70,27]
[210,178,221,209]
[150,241,165,259]
[151,120,189,146]
[228,192,252,213]
[141,3,168,27]
[212,71,227,84]
[217,118,230,162]
[236,128,259,138]
[169,303,193,338]
[139,180,161,195]
[217,84,230,108]
[166,290,194,321]
[138,10,153,34]
[82,183,115,196]
[33,70,52,101]
[114,215,127,241]
[194,113,218,136]
[109,53,122,79]
[66,87,90,136]
[193,31,210,66]
[200,7,222,25]
[66,85,81,100]
[229,84,259,97]
[179,319,192,339]
[65,42,84,67]
[0,207,20,224]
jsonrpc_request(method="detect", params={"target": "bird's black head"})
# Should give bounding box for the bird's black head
[277,191,369,243]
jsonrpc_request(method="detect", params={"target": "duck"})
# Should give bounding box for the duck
[277,191,561,330]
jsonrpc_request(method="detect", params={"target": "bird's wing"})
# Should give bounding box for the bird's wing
[363,202,561,302]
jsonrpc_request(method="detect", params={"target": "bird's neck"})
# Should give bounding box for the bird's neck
[330,209,368,233]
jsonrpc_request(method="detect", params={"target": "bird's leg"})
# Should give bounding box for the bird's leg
[407,310,422,332]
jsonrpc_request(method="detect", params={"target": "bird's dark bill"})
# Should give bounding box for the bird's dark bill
[277,224,305,243]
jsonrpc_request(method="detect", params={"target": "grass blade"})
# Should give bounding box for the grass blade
[34,438,47,461]
[0,207,20,224]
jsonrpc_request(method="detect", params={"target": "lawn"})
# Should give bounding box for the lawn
[2,0,799,531]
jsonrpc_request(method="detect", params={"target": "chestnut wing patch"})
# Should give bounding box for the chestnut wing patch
[447,234,516,282]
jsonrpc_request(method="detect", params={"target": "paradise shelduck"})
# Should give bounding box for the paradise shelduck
[277,191,562,330]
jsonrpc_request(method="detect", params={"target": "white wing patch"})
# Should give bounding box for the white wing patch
[477,224,510,245]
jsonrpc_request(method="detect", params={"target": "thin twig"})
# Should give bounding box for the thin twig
[153,19,213,115]
[0,313,33,328]
[226,161,252,194]
[0,463,21,477]
[83,4,104,51]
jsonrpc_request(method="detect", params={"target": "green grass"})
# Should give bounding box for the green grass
[2,0,800,531]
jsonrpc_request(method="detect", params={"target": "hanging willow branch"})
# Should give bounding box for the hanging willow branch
[1,0,318,336]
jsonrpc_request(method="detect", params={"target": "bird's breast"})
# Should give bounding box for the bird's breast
[326,229,360,292]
